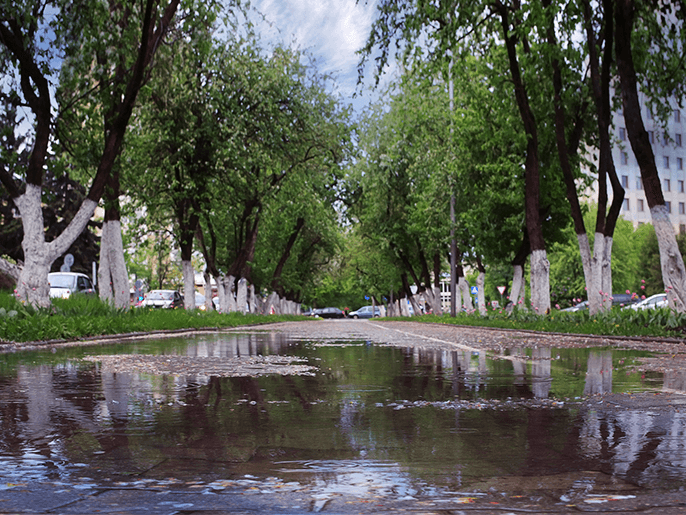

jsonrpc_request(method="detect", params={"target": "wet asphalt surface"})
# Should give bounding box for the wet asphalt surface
[3,319,686,514]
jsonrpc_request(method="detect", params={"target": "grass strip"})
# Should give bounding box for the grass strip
[406,307,686,339]
[0,294,307,343]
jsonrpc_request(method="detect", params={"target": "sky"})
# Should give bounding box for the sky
[248,0,392,116]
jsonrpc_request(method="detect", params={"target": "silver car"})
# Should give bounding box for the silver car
[625,293,668,310]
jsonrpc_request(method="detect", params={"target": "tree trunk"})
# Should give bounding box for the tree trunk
[98,220,129,308]
[271,217,304,295]
[476,270,486,315]
[497,4,549,313]
[203,270,214,311]
[508,264,527,313]
[182,260,195,310]
[584,0,624,314]
[615,0,686,311]
[14,184,98,307]
[458,275,473,312]
[98,177,129,309]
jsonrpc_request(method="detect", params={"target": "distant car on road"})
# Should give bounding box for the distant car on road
[348,305,381,319]
[48,272,96,299]
[139,290,184,309]
[312,307,345,319]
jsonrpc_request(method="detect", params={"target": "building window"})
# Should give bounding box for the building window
[679,158,684,171]
[680,202,685,215]
[664,156,670,169]
[667,201,672,213]
[665,178,671,191]
[636,177,643,190]
[624,198,630,211]
[638,199,645,212]
[621,151,629,165]
[681,224,686,234]
[621,175,629,188]
[676,110,682,123]
[677,134,683,147]
[619,127,626,141]
[649,130,655,144]
[681,180,685,193]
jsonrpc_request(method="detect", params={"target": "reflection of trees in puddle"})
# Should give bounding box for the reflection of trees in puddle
[583,351,613,396]
[3,335,686,492]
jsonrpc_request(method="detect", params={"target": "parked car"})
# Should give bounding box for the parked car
[48,272,96,299]
[561,300,588,312]
[348,305,381,319]
[312,307,345,319]
[139,290,184,309]
[624,293,668,311]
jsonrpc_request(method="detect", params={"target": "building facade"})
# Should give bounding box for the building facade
[611,94,686,233]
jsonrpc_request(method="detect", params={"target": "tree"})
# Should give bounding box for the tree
[0,0,182,307]
[614,0,686,311]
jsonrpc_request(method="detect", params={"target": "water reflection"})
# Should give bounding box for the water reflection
[0,333,683,496]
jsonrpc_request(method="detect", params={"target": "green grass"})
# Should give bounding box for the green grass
[2,293,684,344]
[407,305,686,339]
[0,293,308,343]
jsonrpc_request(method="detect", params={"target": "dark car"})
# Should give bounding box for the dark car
[312,307,345,319]
[348,305,381,319]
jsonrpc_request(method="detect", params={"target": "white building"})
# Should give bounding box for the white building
[610,94,686,233]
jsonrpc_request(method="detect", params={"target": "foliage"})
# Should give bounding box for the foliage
[547,205,674,308]
[414,304,686,338]
[0,293,306,343]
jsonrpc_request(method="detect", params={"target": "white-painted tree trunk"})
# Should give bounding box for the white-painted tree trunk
[182,260,195,310]
[458,277,472,312]
[98,220,129,309]
[530,249,551,314]
[476,271,486,315]
[236,278,248,314]
[226,276,237,312]
[589,233,614,313]
[400,298,410,317]
[576,232,595,312]
[215,275,226,312]
[453,282,462,313]
[408,294,421,316]
[422,288,441,315]
[508,264,525,313]
[652,205,686,311]
[248,284,256,313]
[203,271,214,311]
[602,236,614,308]
[14,184,98,307]
[431,286,443,315]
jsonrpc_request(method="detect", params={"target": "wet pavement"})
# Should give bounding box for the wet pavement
[1,319,686,514]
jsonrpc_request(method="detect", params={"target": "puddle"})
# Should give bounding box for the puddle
[0,332,685,504]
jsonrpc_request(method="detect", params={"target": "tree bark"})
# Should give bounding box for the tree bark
[271,217,305,295]
[98,220,129,308]
[614,0,686,311]
[496,1,550,313]
[584,0,625,314]
[182,260,195,310]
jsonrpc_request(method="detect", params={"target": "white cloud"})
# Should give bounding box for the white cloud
[249,0,388,113]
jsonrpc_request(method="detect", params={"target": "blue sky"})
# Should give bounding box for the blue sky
[249,0,393,115]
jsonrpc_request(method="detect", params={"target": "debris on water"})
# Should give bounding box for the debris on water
[81,354,317,377]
